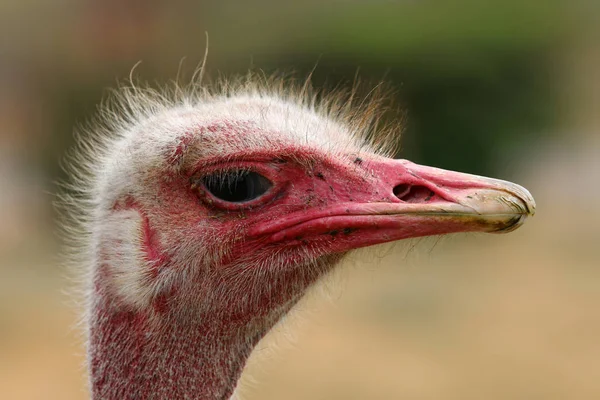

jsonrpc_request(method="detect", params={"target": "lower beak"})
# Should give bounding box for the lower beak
[251,159,536,249]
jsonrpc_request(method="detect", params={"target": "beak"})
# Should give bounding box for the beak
[384,159,536,232]
[250,158,536,251]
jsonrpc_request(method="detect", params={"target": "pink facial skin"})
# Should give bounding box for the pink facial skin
[183,150,534,268]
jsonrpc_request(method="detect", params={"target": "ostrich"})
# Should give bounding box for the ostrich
[62,74,535,400]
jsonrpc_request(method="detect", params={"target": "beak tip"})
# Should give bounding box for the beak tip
[517,186,536,217]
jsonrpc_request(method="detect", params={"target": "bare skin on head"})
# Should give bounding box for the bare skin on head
[61,76,535,399]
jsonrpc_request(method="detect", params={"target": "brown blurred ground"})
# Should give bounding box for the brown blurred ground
[1,1,599,399]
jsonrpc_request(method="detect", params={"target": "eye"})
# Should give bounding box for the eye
[201,170,273,203]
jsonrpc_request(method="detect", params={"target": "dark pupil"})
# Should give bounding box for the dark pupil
[203,171,272,203]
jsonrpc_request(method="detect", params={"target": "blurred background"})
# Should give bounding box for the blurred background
[0,0,599,399]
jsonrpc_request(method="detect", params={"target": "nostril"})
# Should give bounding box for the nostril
[393,184,411,200]
[394,184,436,203]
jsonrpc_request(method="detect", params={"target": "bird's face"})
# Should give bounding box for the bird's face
[100,98,535,319]
[186,149,535,266]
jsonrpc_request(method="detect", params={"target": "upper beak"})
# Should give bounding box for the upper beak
[250,158,536,249]
[391,159,536,232]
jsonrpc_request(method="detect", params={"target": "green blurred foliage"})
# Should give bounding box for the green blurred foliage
[32,0,572,180]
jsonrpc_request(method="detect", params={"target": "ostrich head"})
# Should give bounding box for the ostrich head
[64,76,535,399]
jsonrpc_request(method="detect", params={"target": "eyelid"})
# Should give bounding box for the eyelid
[188,154,288,176]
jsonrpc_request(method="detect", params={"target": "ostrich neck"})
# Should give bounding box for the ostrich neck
[89,284,290,400]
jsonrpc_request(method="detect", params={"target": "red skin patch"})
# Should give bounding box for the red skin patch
[111,196,170,279]
[167,132,194,167]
